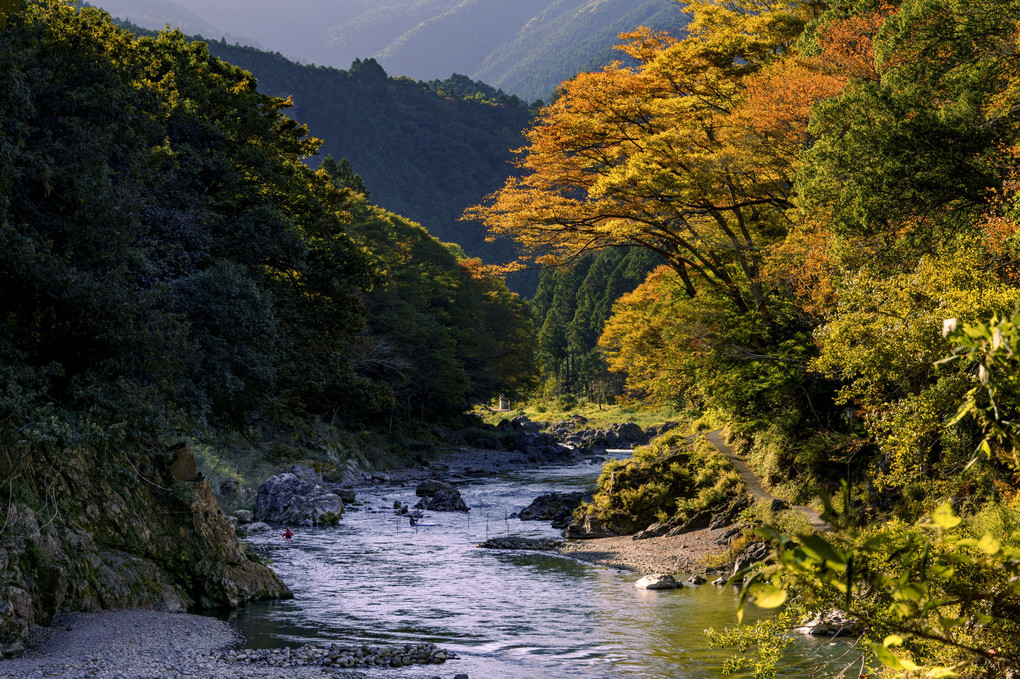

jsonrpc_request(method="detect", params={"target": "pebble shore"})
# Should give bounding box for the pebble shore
[0,610,465,679]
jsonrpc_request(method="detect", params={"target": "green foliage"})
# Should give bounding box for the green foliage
[740,499,815,537]
[0,1,537,468]
[172,41,539,294]
[530,248,662,400]
[579,431,742,528]
[324,182,538,422]
[731,500,1020,677]
[798,0,1020,242]
[813,246,1020,499]
[941,310,1020,474]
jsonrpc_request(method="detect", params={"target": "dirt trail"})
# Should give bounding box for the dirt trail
[705,430,830,532]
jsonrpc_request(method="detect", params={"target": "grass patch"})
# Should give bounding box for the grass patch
[740,498,816,535]
[475,400,689,431]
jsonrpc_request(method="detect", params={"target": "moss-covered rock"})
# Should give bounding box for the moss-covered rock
[0,443,291,656]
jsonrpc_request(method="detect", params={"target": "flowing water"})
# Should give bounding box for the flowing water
[224,456,862,678]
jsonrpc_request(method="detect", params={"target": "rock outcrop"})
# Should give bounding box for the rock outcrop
[562,513,643,539]
[0,443,290,657]
[255,467,344,527]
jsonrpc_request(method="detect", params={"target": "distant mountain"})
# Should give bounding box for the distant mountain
[376,0,688,101]
[474,0,687,101]
[88,0,687,101]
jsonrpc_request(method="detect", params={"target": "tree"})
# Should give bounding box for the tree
[466,0,824,318]
[319,154,370,199]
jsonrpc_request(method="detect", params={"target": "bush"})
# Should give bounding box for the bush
[578,430,743,530]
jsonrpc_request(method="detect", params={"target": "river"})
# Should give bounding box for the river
[224,455,862,678]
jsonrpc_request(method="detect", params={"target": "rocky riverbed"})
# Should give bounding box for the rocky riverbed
[0,610,468,679]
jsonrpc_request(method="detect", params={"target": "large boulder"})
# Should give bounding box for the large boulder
[0,443,290,656]
[562,513,642,539]
[415,480,455,497]
[631,521,674,540]
[732,540,771,578]
[795,610,862,637]
[414,482,470,512]
[415,488,469,512]
[615,422,647,445]
[255,473,343,527]
[518,491,588,526]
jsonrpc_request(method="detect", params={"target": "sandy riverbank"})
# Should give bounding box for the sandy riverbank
[554,525,735,577]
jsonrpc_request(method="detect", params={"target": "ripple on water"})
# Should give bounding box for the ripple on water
[223,460,861,678]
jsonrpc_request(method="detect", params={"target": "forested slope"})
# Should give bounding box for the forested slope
[0,1,535,652]
[188,40,539,293]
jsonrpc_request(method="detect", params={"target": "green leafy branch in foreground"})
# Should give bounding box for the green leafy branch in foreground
[710,314,1020,678]
[938,312,1020,473]
[737,500,1020,677]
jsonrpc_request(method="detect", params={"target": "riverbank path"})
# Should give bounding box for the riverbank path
[705,430,830,532]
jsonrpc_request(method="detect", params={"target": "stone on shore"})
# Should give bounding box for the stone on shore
[635,574,681,590]
[477,537,563,551]
[732,540,771,577]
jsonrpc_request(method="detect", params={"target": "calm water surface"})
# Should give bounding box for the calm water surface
[225,457,862,678]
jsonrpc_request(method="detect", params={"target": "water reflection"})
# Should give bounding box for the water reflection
[220,459,860,678]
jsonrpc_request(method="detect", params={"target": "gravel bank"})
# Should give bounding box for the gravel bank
[555,526,735,576]
[0,610,463,679]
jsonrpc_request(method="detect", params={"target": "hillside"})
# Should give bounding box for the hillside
[87,0,687,101]
[193,40,537,291]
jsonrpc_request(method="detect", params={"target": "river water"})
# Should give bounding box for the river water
[226,456,862,678]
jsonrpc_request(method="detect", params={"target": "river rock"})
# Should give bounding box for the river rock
[687,574,707,585]
[415,486,469,512]
[416,480,455,497]
[240,521,271,535]
[631,521,674,540]
[770,498,791,512]
[563,513,642,538]
[732,540,771,578]
[255,473,344,527]
[233,510,253,524]
[795,610,862,637]
[518,491,588,528]
[334,489,357,503]
[477,537,563,551]
[615,422,647,444]
[635,574,681,590]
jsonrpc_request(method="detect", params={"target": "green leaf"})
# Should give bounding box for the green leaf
[750,584,787,608]
[978,533,1001,555]
[798,534,845,565]
[868,642,919,671]
[883,634,905,647]
[933,503,961,529]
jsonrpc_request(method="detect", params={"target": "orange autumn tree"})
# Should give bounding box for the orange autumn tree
[466,0,826,318]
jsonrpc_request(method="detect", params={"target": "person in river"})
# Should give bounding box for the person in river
[282,527,294,541]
